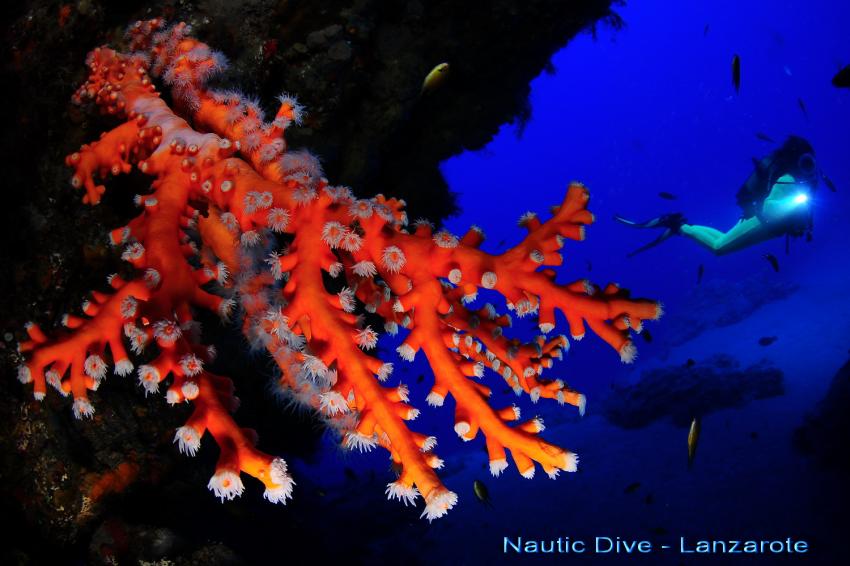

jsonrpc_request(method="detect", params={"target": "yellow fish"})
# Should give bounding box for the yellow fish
[688,417,701,468]
[421,62,449,94]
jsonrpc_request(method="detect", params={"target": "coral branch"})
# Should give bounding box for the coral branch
[15,18,660,520]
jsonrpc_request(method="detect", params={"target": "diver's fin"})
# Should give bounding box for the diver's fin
[626,229,675,258]
[615,213,687,257]
[614,215,664,229]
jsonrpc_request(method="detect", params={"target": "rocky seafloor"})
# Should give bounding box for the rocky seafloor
[602,354,785,429]
[0,0,622,563]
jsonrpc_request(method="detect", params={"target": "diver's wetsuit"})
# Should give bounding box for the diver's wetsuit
[681,173,813,254]
[617,136,819,256]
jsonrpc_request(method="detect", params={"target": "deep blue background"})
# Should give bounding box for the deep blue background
[288,1,850,563]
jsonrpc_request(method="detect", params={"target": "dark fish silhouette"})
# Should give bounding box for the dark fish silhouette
[758,336,778,346]
[688,417,701,468]
[732,54,741,93]
[750,431,759,440]
[763,253,780,272]
[755,132,775,143]
[416,374,425,383]
[697,264,704,284]
[703,24,710,36]
[640,328,653,343]
[822,172,837,193]
[658,191,677,200]
[685,358,696,368]
[832,64,850,88]
[586,259,592,272]
[644,493,654,505]
[624,482,641,494]
[797,97,808,119]
[473,479,492,507]
[344,467,357,481]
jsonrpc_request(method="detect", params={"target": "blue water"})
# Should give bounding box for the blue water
[289,1,850,563]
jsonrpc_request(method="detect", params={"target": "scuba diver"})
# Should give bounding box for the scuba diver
[616,136,822,256]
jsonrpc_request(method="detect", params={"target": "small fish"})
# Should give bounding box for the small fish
[644,493,654,505]
[640,328,653,343]
[750,431,759,440]
[763,253,780,272]
[685,358,696,368]
[658,191,677,200]
[624,482,641,494]
[797,97,808,119]
[703,24,710,36]
[687,417,701,468]
[421,62,449,94]
[473,479,492,507]
[416,374,425,383]
[316,489,326,497]
[822,172,837,193]
[344,467,357,481]
[758,336,778,346]
[586,259,592,272]
[783,65,792,77]
[732,54,741,93]
[832,64,850,88]
[697,264,704,285]
[497,239,507,249]
[755,132,774,143]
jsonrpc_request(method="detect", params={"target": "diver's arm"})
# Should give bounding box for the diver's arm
[680,217,770,255]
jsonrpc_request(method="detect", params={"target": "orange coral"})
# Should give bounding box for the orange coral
[16,19,661,520]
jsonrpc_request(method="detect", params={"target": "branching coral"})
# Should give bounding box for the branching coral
[16,19,661,520]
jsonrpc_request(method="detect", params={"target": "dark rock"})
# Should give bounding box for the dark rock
[663,275,798,349]
[794,358,850,472]
[603,354,785,428]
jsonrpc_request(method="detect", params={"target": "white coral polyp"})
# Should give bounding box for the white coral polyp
[72,397,95,419]
[489,458,509,477]
[179,353,204,376]
[208,470,245,502]
[381,246,406,273]
[353,260,377,278]
[264,458,295,504]
[174,425,202,456]
[386,481,420,507]
[319,391,349,416]
[355,326,378,350]
[421,488,458,521]
[344,431,377,453]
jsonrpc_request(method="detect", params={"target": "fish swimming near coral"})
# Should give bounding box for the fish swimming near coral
[421,62,450,94]
[832,64,850,88]
[763,253,780,272]
[688,417,701,468]
[658,191,677,200]
[758,336,778,346]
[797,97,808,119]
[732,54,741,93]
[821,172,837,193]
[755,132,775,143]
[473,479,492,507]
[697,264,704,285]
